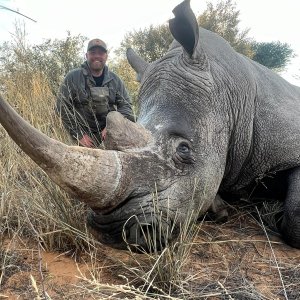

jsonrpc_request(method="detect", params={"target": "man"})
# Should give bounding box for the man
[56,38,135,147]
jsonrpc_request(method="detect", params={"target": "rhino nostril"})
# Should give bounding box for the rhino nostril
[128,223,154,245]
[124,221,170,252]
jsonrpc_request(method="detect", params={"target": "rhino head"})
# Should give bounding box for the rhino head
[0,0,228,250]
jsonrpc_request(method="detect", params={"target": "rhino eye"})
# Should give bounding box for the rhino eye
[173,142,195,166]
[177,142,190,153]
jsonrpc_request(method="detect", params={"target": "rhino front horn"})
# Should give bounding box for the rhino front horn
[0,95,132,213]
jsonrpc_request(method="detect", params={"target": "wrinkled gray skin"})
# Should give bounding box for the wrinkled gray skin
[1,0,300,250]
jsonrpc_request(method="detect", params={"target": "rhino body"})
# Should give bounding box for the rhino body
[1,0,300,249]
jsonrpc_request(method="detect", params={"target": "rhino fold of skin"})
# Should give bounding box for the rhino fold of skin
[1,0,300,249]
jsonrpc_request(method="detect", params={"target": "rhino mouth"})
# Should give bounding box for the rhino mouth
[87,195,179,251]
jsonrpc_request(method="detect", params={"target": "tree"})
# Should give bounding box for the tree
[116,0,253,61]
[0,23,86,95]
[30,32,86,94]
[113,24,173,113]
[251,41,294,71]
[197,0,254,58]
[115,24,173,62]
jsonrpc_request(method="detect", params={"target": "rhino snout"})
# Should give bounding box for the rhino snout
[87,209,179,251]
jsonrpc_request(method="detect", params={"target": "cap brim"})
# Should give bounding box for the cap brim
[88,45,107,52]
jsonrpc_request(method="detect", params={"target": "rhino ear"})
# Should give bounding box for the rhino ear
[169,0,199,58]
[126,48,149,82]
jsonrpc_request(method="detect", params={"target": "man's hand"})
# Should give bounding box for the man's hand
[101,127,107,141]
[79,134,95,148]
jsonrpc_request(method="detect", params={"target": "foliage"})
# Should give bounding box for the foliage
[115,24,173,62]
[113,24,173,113]
[0,22,86,96]
[251,41,294,71]
[30,33,86,94]
[116,0,254,61]
[198,0,254,58]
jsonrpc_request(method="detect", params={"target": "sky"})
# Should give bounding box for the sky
[0,0,299,86]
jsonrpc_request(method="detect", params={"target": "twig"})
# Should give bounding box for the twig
[30,275,42,300]
[0,5,37,22]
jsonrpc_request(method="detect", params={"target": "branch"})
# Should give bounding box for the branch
[0,5,37,23]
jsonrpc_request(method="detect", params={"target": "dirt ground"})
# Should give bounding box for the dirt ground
[1,211,300,300]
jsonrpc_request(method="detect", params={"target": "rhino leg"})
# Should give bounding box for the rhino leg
[280,167,300,248]
[209,194,229,223]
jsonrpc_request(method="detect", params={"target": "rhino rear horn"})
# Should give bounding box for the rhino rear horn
[169,0,199,58]
[126,48,149,82]
[104,111,152,150]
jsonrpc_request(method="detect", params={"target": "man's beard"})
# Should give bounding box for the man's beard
[89,61,105,73]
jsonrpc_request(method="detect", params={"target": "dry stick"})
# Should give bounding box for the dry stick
[255,206,288,300]
[0,5,37,22]
[30,275,42,300]
[194,239,283,245]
